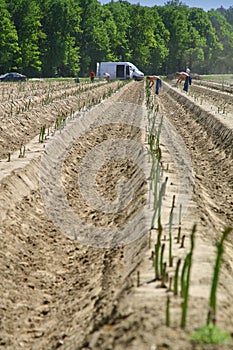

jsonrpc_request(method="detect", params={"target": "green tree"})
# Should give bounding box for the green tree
[56,0,81,76]
[78,0,114,76]
[100,5,118,62]
[158,1,191,73]
[208,10,233,73]
[188,8,222,74]
[181,27,205,72]
[3,0,233,77]
[128,5,158,71]
[104,0,132,62]
[218,6,233,26]
[159,2,223,74]
[39,0,81,77]
[6,0,44,76]
[146,7,170,74]
[0,0,20,73]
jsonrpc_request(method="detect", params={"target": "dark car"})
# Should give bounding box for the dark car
[0,72,27,82]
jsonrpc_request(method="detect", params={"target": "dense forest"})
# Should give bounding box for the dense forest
[0,0,233,77]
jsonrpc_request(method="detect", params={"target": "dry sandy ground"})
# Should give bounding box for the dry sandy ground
[0,79,233,350]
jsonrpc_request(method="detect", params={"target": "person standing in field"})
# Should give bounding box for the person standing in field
[90,71,95,82]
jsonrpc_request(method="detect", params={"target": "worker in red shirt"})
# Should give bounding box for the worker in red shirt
[90,71,95,82]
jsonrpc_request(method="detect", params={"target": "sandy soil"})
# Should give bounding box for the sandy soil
[0,80,121,160]
[0,78,233,350]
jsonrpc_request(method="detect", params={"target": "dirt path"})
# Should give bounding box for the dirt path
[0,79,233,350]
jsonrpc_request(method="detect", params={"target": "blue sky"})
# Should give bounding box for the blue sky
[99,0,232,11]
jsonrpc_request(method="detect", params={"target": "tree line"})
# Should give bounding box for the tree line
[0,0,233,77]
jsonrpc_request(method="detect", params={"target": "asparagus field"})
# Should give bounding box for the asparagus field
[0,76,233,350]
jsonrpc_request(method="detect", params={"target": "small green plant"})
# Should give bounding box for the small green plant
[173,258,181,296]
[39,125,46,143]
[153,159,161,208]
[166,295,170,327]
[190,324,231,345]
[154,221,162,280]
[160,243,165,280]
[207,226,232,324]
[148,230,152,249]
[180,253,189,298]
[180,224,196,328]
[146,79,151,108]
[137,271,140,287]
[177,204,182,243]
[169,195,175,267]
[180,234,185,248]
[151,175,165,229]
[160,262,167,288]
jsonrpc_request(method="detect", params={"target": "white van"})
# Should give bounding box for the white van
[96,62,144,81]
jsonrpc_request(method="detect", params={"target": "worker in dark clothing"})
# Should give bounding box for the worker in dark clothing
[155,78,162,95]
[183,75,192,92]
